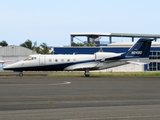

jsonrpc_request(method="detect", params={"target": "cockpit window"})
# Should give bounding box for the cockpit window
[25,57,32,61]
[25,56,36,61]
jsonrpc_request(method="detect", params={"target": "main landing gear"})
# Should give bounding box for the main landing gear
[84,69,90,77]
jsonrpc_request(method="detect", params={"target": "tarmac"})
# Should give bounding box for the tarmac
[0,71,48,76]
[0,74,160,119]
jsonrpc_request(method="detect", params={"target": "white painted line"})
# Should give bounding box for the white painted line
[0,81,71,86]
[48,81,71,86]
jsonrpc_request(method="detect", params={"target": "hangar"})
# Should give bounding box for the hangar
[0,46,37,69]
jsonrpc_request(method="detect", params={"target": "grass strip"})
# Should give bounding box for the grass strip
[48,72,160,77]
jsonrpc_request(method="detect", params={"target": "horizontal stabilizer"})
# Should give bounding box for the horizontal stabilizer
[127,61,148,65]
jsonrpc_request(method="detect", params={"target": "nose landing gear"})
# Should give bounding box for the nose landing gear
[19,72,23,77]
[14,71,23,77]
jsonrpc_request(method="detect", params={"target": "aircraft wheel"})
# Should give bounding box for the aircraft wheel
[19,72,23,77]
[84,69,90,77]
[85,74,90,77]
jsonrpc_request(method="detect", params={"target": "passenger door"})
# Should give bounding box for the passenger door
[39,56,46,65]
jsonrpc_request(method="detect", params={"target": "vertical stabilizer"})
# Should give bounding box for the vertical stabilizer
[125,38,154,58]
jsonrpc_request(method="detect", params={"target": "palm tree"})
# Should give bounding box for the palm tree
[20,40,50,54]
[34,46,41,54]
[39,43,50,54]
[20,39,37,50]
[0,40,8,46]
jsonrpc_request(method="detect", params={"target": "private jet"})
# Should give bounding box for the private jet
[3,38,154,77]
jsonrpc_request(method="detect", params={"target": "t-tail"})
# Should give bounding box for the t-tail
[125,38,154,58]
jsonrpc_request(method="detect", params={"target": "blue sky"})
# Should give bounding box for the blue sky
[1,0,160,46]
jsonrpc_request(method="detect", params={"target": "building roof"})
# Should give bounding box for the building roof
[70,32,160,38]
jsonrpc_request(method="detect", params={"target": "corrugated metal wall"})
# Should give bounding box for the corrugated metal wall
[105,64,144,72]
[0,46,37,56]
[0,46,38,70]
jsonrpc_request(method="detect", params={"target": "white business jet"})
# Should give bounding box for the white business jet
[3,38,154,77]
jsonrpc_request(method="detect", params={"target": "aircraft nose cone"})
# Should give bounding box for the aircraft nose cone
[3,64,14,70]
[3,66,9,70]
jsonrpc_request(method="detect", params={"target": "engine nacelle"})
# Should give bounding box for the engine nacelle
[94,52,119,61]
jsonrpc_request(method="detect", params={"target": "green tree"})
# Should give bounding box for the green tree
[71,42,84,46]
[39,43,50,54]
[0,40,8,46]
[34,46,41,54]
[85,42,95,46]
[20,39,37,50]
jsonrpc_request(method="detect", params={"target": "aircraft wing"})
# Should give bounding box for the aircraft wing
[64,62,98,71]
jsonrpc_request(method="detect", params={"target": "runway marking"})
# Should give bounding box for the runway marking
[0,81,71,86]
[48,81,71,86]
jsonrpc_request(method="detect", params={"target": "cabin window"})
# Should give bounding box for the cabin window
[67,59,70,62]
[55,59,58,62]
[61,59,64,62]
[49,59,52,62]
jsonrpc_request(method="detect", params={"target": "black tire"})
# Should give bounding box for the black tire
[85,74,90,77]
[19,72,23,77]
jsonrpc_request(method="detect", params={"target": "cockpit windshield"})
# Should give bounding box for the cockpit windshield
[24,56,37,61]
